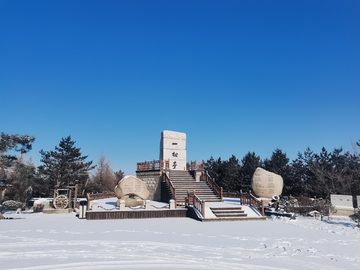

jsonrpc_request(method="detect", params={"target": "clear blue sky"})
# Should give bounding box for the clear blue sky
[1,0,359,175]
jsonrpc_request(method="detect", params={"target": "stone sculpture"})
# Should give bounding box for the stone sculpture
[114,176,150,207]
[251,168,283,198]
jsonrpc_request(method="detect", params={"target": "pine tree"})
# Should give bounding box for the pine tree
[0,133,35,184]
[223,155,241,191]
[38,136,95,196]
[264,148,291,195]
[240,152,262,192]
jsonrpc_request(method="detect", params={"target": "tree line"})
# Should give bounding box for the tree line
[0,133,124,202]
[205,143,360,199]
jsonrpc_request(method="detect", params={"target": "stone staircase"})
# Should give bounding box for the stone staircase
[169,170,221,202]
[210,207,247,218]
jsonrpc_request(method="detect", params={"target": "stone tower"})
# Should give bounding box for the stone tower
[160,130,186,170]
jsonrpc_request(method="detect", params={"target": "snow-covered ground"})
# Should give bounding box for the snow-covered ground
[1,199,360,270]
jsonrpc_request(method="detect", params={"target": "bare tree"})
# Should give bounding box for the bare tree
[91,155,117,192]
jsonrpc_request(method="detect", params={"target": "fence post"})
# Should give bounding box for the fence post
[203,200,205,218]
[87,193,90,210]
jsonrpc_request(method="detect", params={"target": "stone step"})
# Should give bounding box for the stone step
[212,210,245,214]
[213,213,247,217]
[210,207,247,217]
[210,207,243,211]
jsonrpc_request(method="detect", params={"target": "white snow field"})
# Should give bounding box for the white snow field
[1,198,360,270]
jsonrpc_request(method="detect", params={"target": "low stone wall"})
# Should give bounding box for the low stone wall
[136,170,162,201]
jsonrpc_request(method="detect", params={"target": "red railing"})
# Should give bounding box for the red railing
[187,160,205,170]
[186,190,206,218]
[163,171,176,198]
[86,192,117,210]
[239,191,265,216]
[137,159,170,171]
[203,171,223,202]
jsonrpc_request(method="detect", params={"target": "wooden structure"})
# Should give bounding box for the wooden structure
[53,184,78,210]
[137,159,170,171]
[86,191,116,210]
[186,190,205,218]
[186,160,205,170]
[239,190,265,216]
[202,171,223,202]
[86,209,188,220]
[137,159,205,172]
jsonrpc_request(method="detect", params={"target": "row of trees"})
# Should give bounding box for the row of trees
[0,133,124,202]
[205,143,360,199]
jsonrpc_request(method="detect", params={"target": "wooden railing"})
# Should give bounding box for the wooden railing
[187,160,205,170]
[186,190,206,218]
[239,191,265,216]
[162,171,180,207]
[137,159,170,171]
[203,171,223,202]
[223,191,240,198]
[86,192,117,210]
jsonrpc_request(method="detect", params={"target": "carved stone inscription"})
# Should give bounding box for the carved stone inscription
[251,168,283,198]
[114,175,150,200]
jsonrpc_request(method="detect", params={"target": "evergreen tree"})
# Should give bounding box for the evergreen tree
[38,136,95,196]
[6,155,38,202]
[114,169,125,183]
[223,155,241,191]
[204,156,225,186]
[240,152,262,192]
[0,133,35,184]
[264,148,291,195]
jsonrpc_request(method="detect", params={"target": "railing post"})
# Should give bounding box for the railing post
[261,200,265,216]
[87,193,90,211]
[221,187,223,202]
[193,190,196,205]
[187,190,190,206]
[174,187,176,198]
[203,200,205,218]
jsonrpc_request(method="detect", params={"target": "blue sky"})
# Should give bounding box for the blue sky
[1,0,359,175]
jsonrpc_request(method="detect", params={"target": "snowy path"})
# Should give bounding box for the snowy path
[1,209,360,269]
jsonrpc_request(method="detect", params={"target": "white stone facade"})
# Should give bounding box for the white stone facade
[160,130,186,170]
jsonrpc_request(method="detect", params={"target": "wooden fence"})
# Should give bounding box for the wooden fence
[87,192,117,210]
[239,191,265,216]
[187,160,205,170]
[86,209,188,220]
[137,159,170,171]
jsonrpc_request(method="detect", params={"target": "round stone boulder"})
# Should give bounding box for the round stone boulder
[251,168,283,198]
[114,176,149,207]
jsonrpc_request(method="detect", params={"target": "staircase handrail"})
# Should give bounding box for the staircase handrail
[162,171,177,198]
[186,190,205,218]
[204,172,223,202]
[239,191,264,216]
